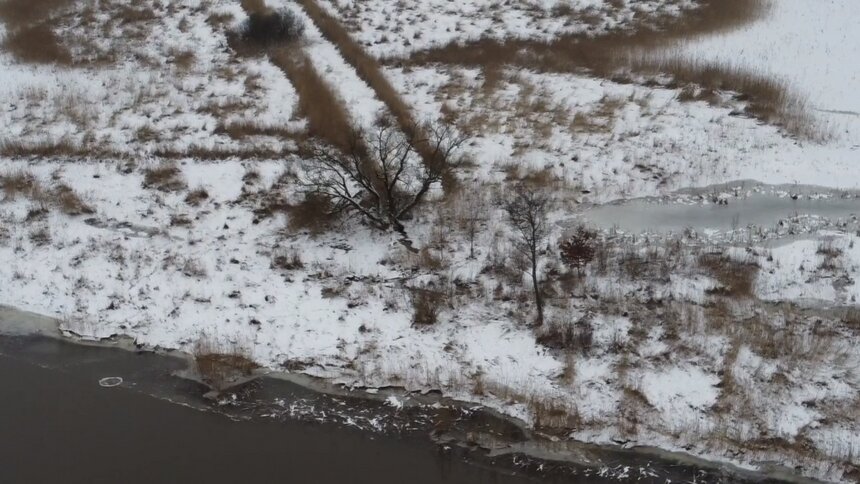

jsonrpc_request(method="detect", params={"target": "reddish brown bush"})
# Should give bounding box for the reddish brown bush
[560,226,597,272]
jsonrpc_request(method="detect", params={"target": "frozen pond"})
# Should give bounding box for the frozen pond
[579,186,860,234]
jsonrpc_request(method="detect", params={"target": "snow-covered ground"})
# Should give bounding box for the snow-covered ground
[670,0,860,148]
[660,0,860,190]
[0,0,302,157]
[317,0,698,58]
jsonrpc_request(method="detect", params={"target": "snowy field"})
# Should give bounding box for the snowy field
[663,0,860,190]
[0,0,302,157]
[316,0,698,58]
[670,0,860,148]
[1,0,860,482]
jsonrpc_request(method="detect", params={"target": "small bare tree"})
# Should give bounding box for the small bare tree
[505,185,551,326]
[300,119,467,232]
[458,183,486,259]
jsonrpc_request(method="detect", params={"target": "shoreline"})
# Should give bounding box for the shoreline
[0,304,825,484]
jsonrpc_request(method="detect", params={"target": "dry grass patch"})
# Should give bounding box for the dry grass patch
[184,187,210,206]
[293,0,451,169]
[240,0,268,15]
[0,138,92,158]
[193,337,259,391]
[216,120,298,140]
[53,183,93,215]
[699,253,759,298]
[2,23,71,64]
[0,170,43,201]
[142,163,186,192]
[0,0,69,25]
[296,0,415,132]
[269,49,355,152]
[28,225,51,245]
[285,194,335,233]
[116,4,156,25]
[411,288,444,326]
[170,49,196,71]
[1,171,94,215]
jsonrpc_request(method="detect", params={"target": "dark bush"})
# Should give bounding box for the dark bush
[271,247,303,270]
[286,194,335,233]
[242,8,304,46]
[411,289,444,326]
[560,225,597,272]
[537,317,594,355]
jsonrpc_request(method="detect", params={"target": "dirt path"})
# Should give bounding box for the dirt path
[294,0,418,135]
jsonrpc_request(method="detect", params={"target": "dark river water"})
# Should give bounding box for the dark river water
[0,338,542,484]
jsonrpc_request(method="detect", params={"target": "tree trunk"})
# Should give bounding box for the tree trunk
[531,249,543,326]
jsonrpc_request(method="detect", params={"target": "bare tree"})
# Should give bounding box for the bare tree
[505,185,551,326]
[299,119,468,232]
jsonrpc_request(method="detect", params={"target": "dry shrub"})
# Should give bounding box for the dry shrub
[169,213,193,227]
[193,337,259,391]
[817,239,843,258]
[29,226,51,245]
[142,163,186,192]
[2,24,71,64]
[271,247,304,270]
[530,396,579,432]
[842,308,860,331]
[171,49,196,71]
[0,170,43,201]
[519,167,561,189]
[416,247,443,271]
[241,8,305,46]
[286,194,335,233]
[536,316,594,354]
[53,183,93,215]
[699,253,759,298]
[411,289,444,326]
[181,258,207,278]
[184,187,210,206]
[135,125,159,142]
[206,11,234,27]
